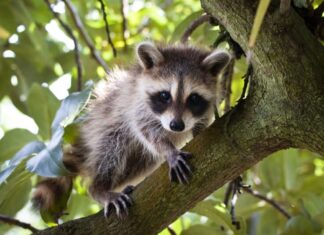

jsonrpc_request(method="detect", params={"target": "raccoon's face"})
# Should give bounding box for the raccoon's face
[136,42,231,133]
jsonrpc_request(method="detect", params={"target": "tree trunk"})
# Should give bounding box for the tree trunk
[35,0,324,234]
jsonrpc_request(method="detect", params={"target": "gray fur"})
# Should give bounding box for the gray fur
[66,43,231,216]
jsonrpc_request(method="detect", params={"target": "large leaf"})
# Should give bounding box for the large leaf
[51,81,92,132]
[0,140,45,184]
[26,130,69,177]
[281,215,316,235]
[0,163,32,216]
[26,83,60,140]
[181,224,223,235]
[0,129,38,163]
[192,200,245,235]
[26,83,92,177]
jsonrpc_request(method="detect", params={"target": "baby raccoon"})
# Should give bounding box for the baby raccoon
[33,42,230,219]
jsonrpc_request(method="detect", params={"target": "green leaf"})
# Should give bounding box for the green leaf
[248,0,271,48]
[281,215,315,235]
[0,141,45,184]
[181,224,223,235]
[0,129,38,163]
[192,200,245,235]
[283,149,299,190]
[51,81,92,132]
[26,83,60,140]
[26,130,69,177]
[0,163,32,216]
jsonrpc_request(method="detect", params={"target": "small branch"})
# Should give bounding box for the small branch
[243,187,291,219]
[120,0,128,51]
[97,0,117,57]
[238,63,253,103]
[280,0,291,15]
[44,0,83,91]
[167,226,176,235]
[180,14,211,43]
[0,214,39,233]
[62,0,110,74]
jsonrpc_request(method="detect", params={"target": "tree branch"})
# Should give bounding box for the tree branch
[120,0,128,50]
[34,0,324,234]
[62,0,110,73]
[44,0,83,91]
[243,187,291,219]
[97,0,117,57]
[0,214,39,233]
[180,14,211,43]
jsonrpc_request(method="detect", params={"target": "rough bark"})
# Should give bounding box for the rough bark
[35,0,324,234]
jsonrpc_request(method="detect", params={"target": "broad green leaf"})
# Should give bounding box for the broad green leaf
[248,0,271,48]
[0,163,32,216]
[26,83,60,140]
[192,200,245,235]
[181,224,222,235]
[26,130,69,177]
[0,129,38,163]
[302,194,324,218]
[51,81,92,133]
[0,140,45,184]
[257,209,281,235]
[283,149,299,190]
[258,151,285,189]
[281,215,315,235]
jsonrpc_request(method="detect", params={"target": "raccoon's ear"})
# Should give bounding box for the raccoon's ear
[136,42,164,69]
[201,50,231,76]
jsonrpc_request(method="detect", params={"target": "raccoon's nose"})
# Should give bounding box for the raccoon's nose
[170,119,185,132]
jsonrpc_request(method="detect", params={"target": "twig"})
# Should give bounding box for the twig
[243,187,291,219]
[0,214,39,233]
[120,0,128,50]
[97,0,117,57]
[44,0,83,91]
[62,0,110,74]
[180,14,211,43]
[167,226,176,235]
[238,63,253,103]
[280,0,291,14]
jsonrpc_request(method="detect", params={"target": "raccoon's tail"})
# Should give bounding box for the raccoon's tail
[32,145,84,213]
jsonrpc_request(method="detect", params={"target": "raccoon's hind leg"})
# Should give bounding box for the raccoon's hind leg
[89,175,134,218]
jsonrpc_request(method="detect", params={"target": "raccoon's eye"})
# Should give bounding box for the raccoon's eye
[187,93,209,117]
[159,91,171,103]
[187,93,202,106]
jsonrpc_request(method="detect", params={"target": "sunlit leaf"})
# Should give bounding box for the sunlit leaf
[26,83,60,140]
[0,140,45,184]
[0,129,38,163]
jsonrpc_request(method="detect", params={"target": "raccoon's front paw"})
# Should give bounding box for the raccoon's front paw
[104,190,133,219]
[167,151,193,184]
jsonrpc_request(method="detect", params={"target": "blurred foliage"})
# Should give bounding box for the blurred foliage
[0,0,323,234]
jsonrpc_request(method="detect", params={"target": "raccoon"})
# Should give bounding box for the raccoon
[33,42,231,219]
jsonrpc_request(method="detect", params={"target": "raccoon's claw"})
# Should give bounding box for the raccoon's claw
[104,192,133,219]
[167,151,193,184]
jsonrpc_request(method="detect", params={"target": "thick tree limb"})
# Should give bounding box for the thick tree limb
[35,0,324,234]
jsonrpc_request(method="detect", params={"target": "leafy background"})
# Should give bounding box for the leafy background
[0,0,323,234]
